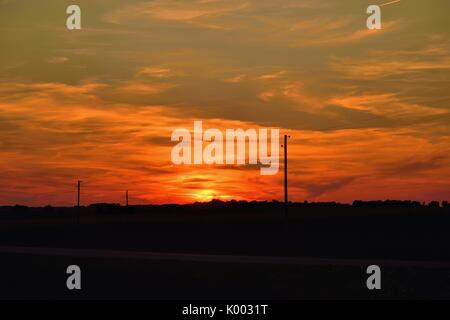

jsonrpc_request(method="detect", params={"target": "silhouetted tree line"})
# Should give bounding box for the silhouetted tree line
[0,199,448,221]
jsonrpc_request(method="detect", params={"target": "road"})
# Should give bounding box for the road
[1,245,450,268]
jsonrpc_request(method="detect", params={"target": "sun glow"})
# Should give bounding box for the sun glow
[195,189,216,202]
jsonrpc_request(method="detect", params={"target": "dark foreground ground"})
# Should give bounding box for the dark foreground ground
[1,201,450,299]
[2,253,450,300]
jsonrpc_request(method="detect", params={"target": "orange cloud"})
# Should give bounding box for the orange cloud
[1,85,449,206]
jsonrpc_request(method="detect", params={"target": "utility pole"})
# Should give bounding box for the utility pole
[77,180,81,207]
[76,180,82,226]
[284,135,290,220]
[126,190,129,206]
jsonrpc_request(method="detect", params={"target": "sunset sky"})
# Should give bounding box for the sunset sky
[1,0,450,206]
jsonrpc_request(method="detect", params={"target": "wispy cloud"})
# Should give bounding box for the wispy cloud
[104,0,250,29]
[331,53,450,79]
[289,19,401,47]
[46,57,69,64]
[136,67,174,78]
[256,70,288,80]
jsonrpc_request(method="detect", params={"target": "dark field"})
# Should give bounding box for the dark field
[2,253,450,300]
[1,201,450,299]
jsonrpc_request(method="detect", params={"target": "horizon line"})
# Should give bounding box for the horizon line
[1,198,447,209]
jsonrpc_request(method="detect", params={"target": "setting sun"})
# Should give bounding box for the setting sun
[195,190,216,202]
